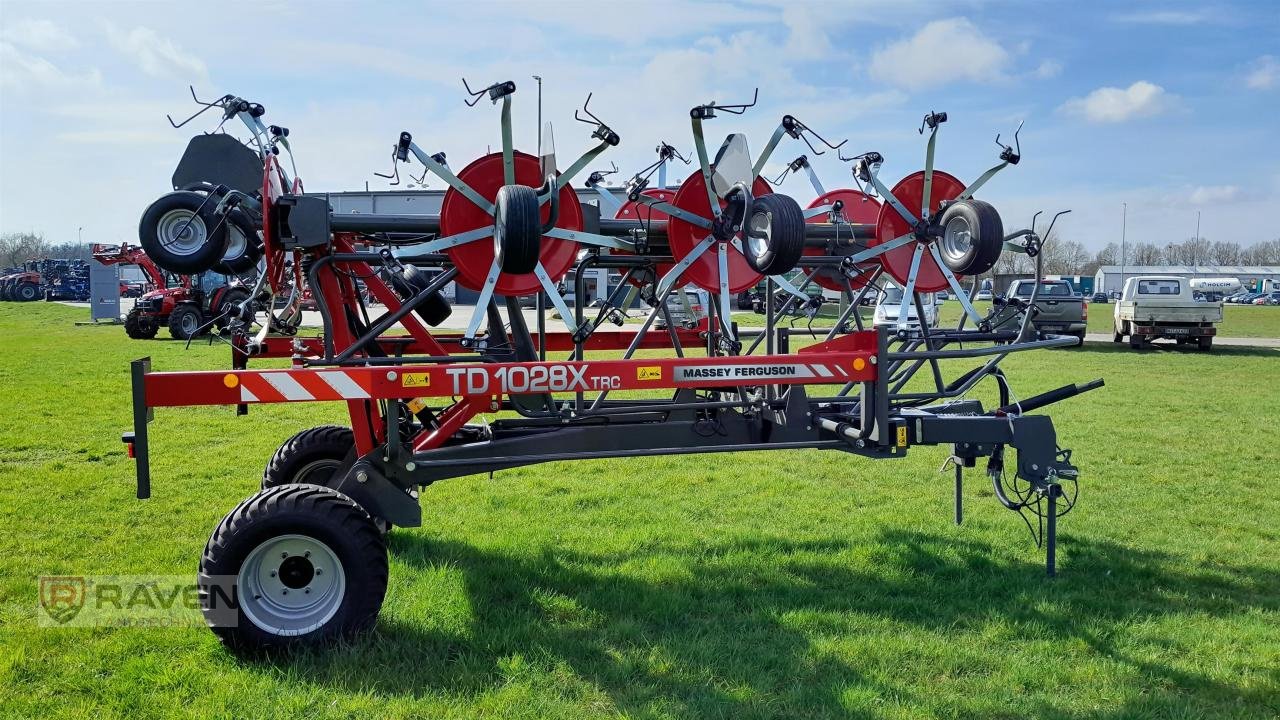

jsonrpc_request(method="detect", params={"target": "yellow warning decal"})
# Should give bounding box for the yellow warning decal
[637,366,663,381]
[406,397,429,414]
[402,373,431,388]
[896,426,908,447]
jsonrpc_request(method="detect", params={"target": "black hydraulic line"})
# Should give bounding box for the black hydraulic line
[332,267,458,363]
[993,379,1104,415]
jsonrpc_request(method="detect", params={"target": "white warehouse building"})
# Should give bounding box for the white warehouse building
[1093,265,1280,294]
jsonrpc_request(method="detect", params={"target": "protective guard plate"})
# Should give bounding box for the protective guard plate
[805,189,880,291]
[873,170,966,293]
[171,133,263,195]
[440,152,583,295]
[666,172,771,294]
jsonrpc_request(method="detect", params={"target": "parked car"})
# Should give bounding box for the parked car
[991,280,1088,345]
[873,285,938,329]
[936,290,950,301]
[1253,291,1280,305]
[655,289,710,330]
[1091,292,1108,304]
[1113,276,1221,350]
[975,289,993,301]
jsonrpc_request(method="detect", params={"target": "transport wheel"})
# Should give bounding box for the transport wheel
[198,484,388,655]
[388,265,452,327]
[263,426,392,534]
[124,307,159,339]
[493,184,541,274]
[936,199,1004,276]
[743,193,805,275]
[138,191,227,274]
[213,210,263,276]
[1074,330,1086,346]
[167,304,204,340]
[16,283,39,301]
[1198,337,1213,351]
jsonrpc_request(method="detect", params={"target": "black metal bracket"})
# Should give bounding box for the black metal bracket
[463,78,516,106]
[691,88,759,119]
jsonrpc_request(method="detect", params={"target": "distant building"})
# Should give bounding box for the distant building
[1093,265,1280,294]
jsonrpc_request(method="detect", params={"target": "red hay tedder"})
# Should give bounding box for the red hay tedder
[124,83,1101,654]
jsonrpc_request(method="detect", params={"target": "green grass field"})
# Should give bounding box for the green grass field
[732,301,1280,338]
[2,303,1278,719]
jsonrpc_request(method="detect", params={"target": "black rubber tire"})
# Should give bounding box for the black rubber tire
[124,307,159,339]
[138,191,228,274]
[263,426,393,535]
[213,288,251,331]
[1112,324,1123,343]
[263,426,355,490]
[1129,334,1142,350]
[937,199,1004,276]
[743,193,805,275]
[1074,330,1087,347]
[213,209,263,276]
[198,484,388,655]
[15,283,39,302]
[167,304,204,340]
[1198,336,1213,351]
[493,184,541,275]
[388,265,452,327]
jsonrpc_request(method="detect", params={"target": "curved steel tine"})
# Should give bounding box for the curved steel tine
[1041,209,1071,243]
[372,148,401,185]
[461,77,485,106]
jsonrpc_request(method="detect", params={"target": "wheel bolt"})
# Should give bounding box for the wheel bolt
[304,551,311,558]
[269,570,276,577]
[282,589,288,595]
[304,588,311,594]
[315,568,322,575]
[281,552,289,558]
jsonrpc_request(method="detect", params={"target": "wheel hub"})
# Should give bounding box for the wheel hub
[237,534,346,636]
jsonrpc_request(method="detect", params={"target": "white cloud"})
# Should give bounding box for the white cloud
[0,18,78,50]
[105,24,207,80]
[1245,55,1278,90]
[868,18,1009,90]
[1033,60,1063,79]
[1111,10,1211,25]
[1188,185,1241,204]
[781,6,832,61]
[1059,81,1173,123]
[0,42,101,92]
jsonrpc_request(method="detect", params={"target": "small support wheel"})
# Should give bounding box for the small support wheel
[138,191,228,274]
[743,193,805,275]
[493,184,541,274]
[198,484,388,655]
[214,209,263,275]
[388,265,452,327]
[936,199,1004,276]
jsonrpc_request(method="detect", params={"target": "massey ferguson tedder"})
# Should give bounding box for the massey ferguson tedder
[124,84,1102,653]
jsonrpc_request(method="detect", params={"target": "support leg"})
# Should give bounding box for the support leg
[954,463,963,525]
[1046,483,1060,578]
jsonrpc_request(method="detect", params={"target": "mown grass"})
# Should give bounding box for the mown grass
[1,303,1277,719]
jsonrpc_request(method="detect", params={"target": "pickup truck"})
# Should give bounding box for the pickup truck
[1113,276,1221,350]
[991,279,1088,344]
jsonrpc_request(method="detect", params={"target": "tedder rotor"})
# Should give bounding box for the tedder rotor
[123,82,1102,654]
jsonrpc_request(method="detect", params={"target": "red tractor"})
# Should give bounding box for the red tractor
[91,243,251,340]
[0,261,44,301]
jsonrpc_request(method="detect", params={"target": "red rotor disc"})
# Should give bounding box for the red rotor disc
[804,189,881,292]
[615,188,676,287]
[873,170,966,293]
[666,172,772,294]
[440,152,583,296]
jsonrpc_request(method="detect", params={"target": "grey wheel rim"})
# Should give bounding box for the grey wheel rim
[223,225,247,261]
[747,210,772,261]
[237,534,346,636]
[940,215,974,265]
[180,311,198,335]
[294,459,341,486]
[157,209,209,256]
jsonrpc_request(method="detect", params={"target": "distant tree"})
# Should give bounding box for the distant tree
[1242,239,1280,265]
[0,232,51,267]
[1209,241,1241,265]
[1094,242,1120,266]
[1131,242,1163,266]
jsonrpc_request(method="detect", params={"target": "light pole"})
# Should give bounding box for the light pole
[78,226,83,244]
[1194,210,1201,269]
[532,75,542,157]
[1120,202,1127,286]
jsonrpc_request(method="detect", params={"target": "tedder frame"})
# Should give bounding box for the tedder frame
[124,80,1102,653]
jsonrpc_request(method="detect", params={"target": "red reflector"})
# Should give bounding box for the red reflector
[125,443,135,458]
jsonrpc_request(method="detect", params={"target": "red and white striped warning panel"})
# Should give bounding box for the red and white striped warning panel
[236,371,373,404]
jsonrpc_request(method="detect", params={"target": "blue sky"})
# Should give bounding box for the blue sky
[1,0,1277,253]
